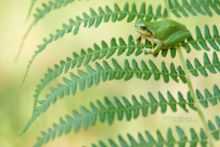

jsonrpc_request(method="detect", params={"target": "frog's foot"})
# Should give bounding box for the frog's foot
[145,47,160,56]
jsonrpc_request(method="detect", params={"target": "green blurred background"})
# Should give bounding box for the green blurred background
[0,0,220,147]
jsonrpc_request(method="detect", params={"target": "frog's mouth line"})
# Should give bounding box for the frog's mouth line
[136,31,154,39]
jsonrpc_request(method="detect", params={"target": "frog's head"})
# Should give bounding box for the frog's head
[135,20,153,36]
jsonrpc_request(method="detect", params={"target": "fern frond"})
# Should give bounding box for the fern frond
[20,2,167,85]
[21,58,186,135]
[33,0,81,23]
[17,0,85,61]
[91,122,220,147]
[187,52,220,77]
[168,0,220,17]
[33,84,220,146]
[183,25,220,52]
[15,22,35,62]
[26,0,37,21]
[33,35,178,113]
[194,84,220,108]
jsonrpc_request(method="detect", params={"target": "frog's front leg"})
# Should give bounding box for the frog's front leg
[146,39,163,55]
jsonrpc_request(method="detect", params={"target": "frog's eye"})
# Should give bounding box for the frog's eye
[140,25,148,30]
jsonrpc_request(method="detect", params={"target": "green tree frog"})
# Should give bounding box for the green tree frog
[135,19,191,55]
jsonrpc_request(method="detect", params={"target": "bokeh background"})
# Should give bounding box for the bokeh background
[0,0,220,147]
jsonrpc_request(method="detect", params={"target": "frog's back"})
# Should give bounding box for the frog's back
[147,19,188,40]
[165,19,187,30]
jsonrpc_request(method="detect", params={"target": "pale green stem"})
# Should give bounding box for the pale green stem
[15,22,35,62]
[177,48,215,147]
[163,0,215,146]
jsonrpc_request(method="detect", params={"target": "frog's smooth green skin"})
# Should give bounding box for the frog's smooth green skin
[135,19,191,55]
